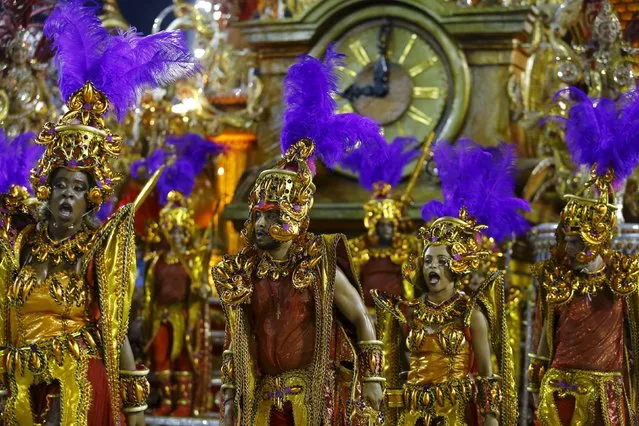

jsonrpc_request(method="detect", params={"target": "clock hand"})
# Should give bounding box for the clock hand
[372,19,391,96]
[340,20,392,102]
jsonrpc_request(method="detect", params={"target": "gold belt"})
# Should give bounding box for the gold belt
[539,368,627,426]
[259,369,311,412]
[542,367,622,396]
[1,326,100,376]
[398,376,475,413]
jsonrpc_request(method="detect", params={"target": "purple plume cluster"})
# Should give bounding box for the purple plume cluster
[280,44,386,168]
[44,0,199,120]
[421,139,530,243]
[130,133,224,204]
[342,136,420,192]
[553,87,639,183]
[0,129,44,194]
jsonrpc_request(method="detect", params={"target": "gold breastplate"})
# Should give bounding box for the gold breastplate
[9,265,89,307]
[406,293,473,386]
[9,265,92,345]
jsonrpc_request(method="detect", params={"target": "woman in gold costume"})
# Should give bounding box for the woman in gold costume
[0,1,198,424]
[374,139,527,425]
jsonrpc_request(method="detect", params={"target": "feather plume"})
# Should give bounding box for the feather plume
[44,0,199,120]
[130,148,167,180]
[156,158,197,205]
[552,87,639,182]
[131,135,223,204]
[0,129,44,193]
[43,0,107,101]
[421,139,530,243]
[166,133,225,172]
[342,136,419,192]
[280,44,386,168]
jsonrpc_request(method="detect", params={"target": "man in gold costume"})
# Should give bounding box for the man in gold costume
[212,47,386,425]
[0,1,197,424]
[138,132,223,417]
[374,139,525,426]
[529,88,639,425]
[345,137,421,308]
[144,191,208,417]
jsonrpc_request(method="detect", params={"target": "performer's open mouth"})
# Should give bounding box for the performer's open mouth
[58,201,73,219]
[428,272,440,285]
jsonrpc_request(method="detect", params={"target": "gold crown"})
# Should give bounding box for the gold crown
[418,207,490,274]
[159,191,196,239]
[559,167,616,258]
[30,82,122,205]
[245,138,315,242]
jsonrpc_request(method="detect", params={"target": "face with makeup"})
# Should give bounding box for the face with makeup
[253,208,282,250]
[422,244,456,295]
[48,168,90,228]
[564,234,589,271]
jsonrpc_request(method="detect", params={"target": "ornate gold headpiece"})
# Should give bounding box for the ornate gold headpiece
[559,167,616,260]
[364,182,404,239]
[246,138,316,242]
[418,207,490,274]
[159,190,196,240]
[30,82,122,205]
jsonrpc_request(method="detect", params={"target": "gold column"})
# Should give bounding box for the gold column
[212,131,255,254]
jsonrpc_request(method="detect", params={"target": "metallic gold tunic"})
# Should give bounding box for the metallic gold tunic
[0,205,138,426]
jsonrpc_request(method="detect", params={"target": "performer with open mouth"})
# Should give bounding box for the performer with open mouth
[0,1,198,424]
[374,138,528,426]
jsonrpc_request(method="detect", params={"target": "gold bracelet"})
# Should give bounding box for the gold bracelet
[476,375,501,417]
[357,340,384,381]
[527,353,550,392]
[120,365,150,413]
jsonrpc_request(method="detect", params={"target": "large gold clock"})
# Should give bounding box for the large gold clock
[311,10,469,176]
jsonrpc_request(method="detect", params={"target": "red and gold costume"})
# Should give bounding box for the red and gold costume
[530,170,639,426]
[0,83,153,425]
[349,183,419,308]
[213,140,381,425]
[143,191,207,416]
[374,210,517,425]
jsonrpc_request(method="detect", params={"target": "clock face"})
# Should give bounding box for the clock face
[332,18,453,146]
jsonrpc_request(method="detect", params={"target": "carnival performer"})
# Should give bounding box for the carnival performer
[529,88,639,425]
[212,46,386,426]
[140,134,222,417]
[374,139,527,426]
[0,1,198,424]
[343,136,421,308]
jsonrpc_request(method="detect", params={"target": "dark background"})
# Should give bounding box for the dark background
[119,0,173,34]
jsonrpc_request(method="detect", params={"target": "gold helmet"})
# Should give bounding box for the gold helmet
[557,167,617,263]
[159,190,196,242]
[30,82,122,206]
[244,138,315,243]
[363,182,404,240]
[418,207,491,275]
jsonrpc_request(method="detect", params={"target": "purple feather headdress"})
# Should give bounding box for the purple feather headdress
[44,0,199,120]
[280,44,386,168]
[131,134,223,204]
[552,87,639,183]
[342,136,419,193]
[422,139,530,243]
[166,133,225,172]
[0,129,44,194]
